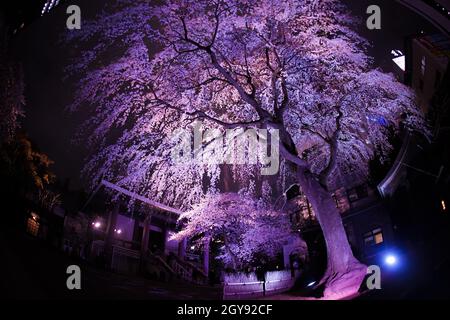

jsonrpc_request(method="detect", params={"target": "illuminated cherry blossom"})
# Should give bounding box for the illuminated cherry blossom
[171,192,296,269]
[65,0,426,296]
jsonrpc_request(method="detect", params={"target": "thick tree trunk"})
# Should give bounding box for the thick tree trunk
[297,168,367,298]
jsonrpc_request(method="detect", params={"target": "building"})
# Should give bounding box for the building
[372,4,450,296]
[288,182,396,267]
[395,0,450,116]
[409,34,450,113]
[382,0,450,197]
[65,180,211,284]
[394,0,450,114]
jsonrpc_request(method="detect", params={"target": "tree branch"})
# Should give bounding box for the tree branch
[319,108,344,186]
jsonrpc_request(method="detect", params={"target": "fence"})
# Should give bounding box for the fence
[223,270,299,300]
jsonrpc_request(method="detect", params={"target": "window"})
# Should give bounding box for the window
[348,189,358,202]
[363,228,384,247]
[332,188,350,213]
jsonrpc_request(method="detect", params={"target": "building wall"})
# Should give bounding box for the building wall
[343,203,395,264]
[115,214,135,242]
[411,35,449,113]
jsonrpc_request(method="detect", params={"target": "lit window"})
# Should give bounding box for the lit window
[363,228,384,246]
[374,232,384,244]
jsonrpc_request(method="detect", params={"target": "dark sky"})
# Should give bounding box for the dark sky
[343,0,439,69]
[13,0,439,191]
[14,0,103,190]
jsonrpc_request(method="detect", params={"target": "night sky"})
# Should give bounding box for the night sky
[14,0,439,190]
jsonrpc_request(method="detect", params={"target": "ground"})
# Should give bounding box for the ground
[0,229,221,300]
[2,227,449,299]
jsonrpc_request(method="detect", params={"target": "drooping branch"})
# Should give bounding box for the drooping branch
[319,108,344,186]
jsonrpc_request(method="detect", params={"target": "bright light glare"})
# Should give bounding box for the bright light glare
[307,281,316,287]
[442,200,446,211]
[93,222,101,228]
[385,255,397,266]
